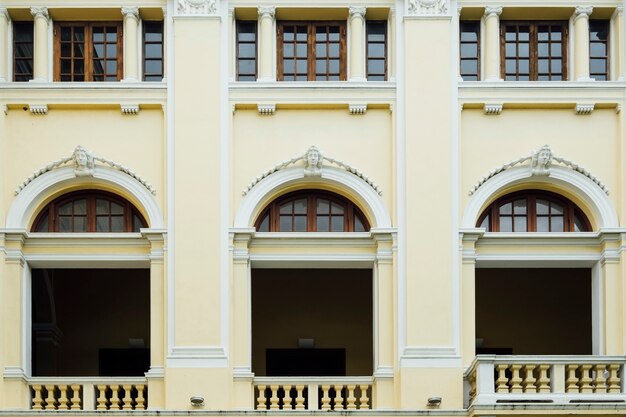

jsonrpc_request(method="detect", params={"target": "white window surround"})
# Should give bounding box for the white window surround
[233,165,392,230]
[461,165,619,230]
[6,166,164,230]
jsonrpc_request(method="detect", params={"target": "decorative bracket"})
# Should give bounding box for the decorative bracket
[407,0,448,16]
[469,145,609,196]
[29,105,48,115]
[257,104,276,115]
[176,0,217,16]
[483,103,503,115]
[349,104,367,115]
[15,146,156,195]
[243,145,382,196]
[575,103,594,115]
[121,104,140,115]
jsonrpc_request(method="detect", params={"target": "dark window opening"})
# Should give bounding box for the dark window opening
[366,21,387,81]
[589,20,609,81]
[13,22,34,82]
[143,21,164,81]
[237,21,257,81]
[460,21,480,80]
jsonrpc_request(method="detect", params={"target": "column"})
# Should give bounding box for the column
[349,6,366,82]
[574,6,593,81]
[614,6,624,81]
[483,6,502,82]
[122,7,140,82]
[30,6,49,82]
[0,8,9,82]
[257,6,275,82]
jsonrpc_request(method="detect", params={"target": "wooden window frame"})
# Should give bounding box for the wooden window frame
[236,20,258,81]
[255,190,369,232]
[477,190,591,232]
[589,20,609,81]
[53,22,123,82]
[366,20,387,81]
[13,21,34,82]
[32,190,147,233]
[277,21,347,81]
[142,20,164,82]
[459,20,480,81]
[500,21,568,81]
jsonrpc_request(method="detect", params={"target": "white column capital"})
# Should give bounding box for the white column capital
[162,6,167,17]
[614,5,623,16]
[258,6,275,19]
[574,6,593,21]
[457,5,463,17]
[0,8,9,21]
[30,6,49,22]
[121,6,140,21]
[349,6,366,19]
[484,6,502,18]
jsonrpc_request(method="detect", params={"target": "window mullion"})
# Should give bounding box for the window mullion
[308,23,315,80]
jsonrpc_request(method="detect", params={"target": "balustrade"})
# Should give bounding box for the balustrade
[254,377,372,410]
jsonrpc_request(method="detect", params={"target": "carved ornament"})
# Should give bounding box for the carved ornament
[349,6,366,19]
[243,146,382,196]
[258,6,275,19]
[30,6,49,21]
[176,0,217,16]
[469,145,608,196]
[484,6,502,18]
[574,6,593,20]
[121,6,140,20]
[15,146,156,195]
[408,0,448,16]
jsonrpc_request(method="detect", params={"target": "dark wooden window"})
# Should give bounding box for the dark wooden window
[54,22,123,81]
[32,191,147,233]
[13,22,34,82]
[477,191,590,232]
[143,21,164,81]
[589,20,609,81]
[255,190,369,232]
[237,21,257,81]
[366,21,387,81]
[460,21,480,81]
[501,21,568,81]
[277,22,346,81]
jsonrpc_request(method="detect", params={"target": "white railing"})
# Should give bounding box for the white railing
[29,377,147,410]
[254,377,373,410]
[465,355,626,406]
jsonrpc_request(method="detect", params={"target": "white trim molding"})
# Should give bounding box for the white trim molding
[166,346,228,368]
[462,165,618,229]
[234,165,392,230]
[7,166,164,230]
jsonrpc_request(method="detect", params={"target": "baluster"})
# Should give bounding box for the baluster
[45,385,57,410]
[32,385,44,410]
[110,385,122,410]
[269,385,279,410]
[594,364,608,393]
[523,365,537,393]
[58,385,70,409]
[332,385,344,410]
[346,384,357,410]
[608,364,621,393]
[509,365,523,393]
[122,385,133,409]
[135,385,146,410]
[295,385,305,410]
[70,384,82,410]
[280,385,291,410]
[578,364,593,393]
[495,364,509,393]
[536,364,551,393]
[320,385,331,410]
[358,385,369,409]
[96,385,109,410]
[566,365,579,393]
[256,385,267,410]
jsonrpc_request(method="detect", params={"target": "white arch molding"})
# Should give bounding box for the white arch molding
[6,166,164,229]
[234,166,392,229]
[462,165,619,229]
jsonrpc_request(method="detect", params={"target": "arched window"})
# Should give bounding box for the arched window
[32,190,147,232]
[477,190,590,232]
[255,190,370,232]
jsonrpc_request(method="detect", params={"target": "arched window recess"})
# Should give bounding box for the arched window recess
[477,190,591,232]
[32,190,147,233]
[255,190,370,232]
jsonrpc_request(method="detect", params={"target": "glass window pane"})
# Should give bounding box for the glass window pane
[93,44,104,58]
[258,215,269,232]
[59,202,72,215]
[294,216,307,232]
[518,43,529,57]
[354,215,366,232]
[551,43,562,57]
[279,203,292,214]
[111,202,124,215]
[479,215,490,230]
[551,216,564,232]
[73,28,84,42]
[294,199,307,214]
[590,59,606,74]
[317,216,329,232]
[284,43,294,57]
[329,60,339,73]
[499,202,512,215]
[296,60,307,74]
[59,217,71,232]
[538,59,549,74]
[238,43,255,58]
[574,215,586,232]
[590,43,606,57]
[331,202,344,214]
[536,199,549,214]
[505,59,516,73]
[317,43,327,57]
[73,216,86,232]
[61,27,71,42]
[96,199,109,214]
[536,216,549,232]
[499,217,512,232]
[279,216,292,231]
[538,43,548,57]
[74,199,87,215]
[35,215,49,232]
[551,59,562,73]
[96,216,109,232]
[106,61,117,75]
[331,215,344,231]
[106,30,117,42]
[551,203,563,215]
[93,27,104,42]
[329,44,339,58]
[514,216,527,232]
[368,43,385,58]
[145,60,163,74]
[369,60,386,74]
[513,199,526,214]
[111,216,124,232]
[317,199,330,214]
[519,59,529,73]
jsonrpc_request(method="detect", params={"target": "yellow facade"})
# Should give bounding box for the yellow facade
[0,0,625,416]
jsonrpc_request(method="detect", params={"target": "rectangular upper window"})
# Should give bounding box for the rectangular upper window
[143,21,164,81]
[501,21,568,81]
[13,22,34,82]
[589,20,609,81]
[460,21,480,81]
[366,21,387,81]
[54,22,123,82]
[236,21,257,81]
[277,22,346,81]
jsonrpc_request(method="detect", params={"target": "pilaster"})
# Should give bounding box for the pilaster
[574,6,593,81]
[258,6,275,82]
[483,6,502,82]
[349,6,367,82]
[122,6,140,82]
[30,6,49,82]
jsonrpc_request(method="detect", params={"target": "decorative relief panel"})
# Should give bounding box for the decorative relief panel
[176,0,217,16]
[407,0,449,16]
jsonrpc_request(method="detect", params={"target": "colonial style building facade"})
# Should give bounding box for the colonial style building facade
[0,0,625,416]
